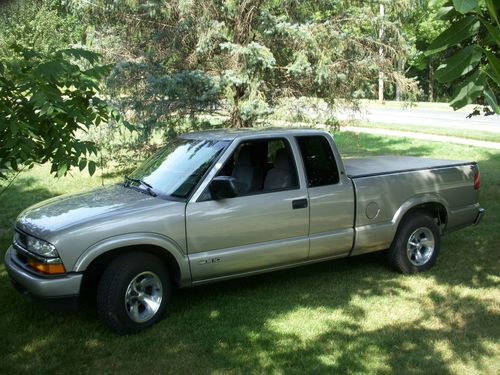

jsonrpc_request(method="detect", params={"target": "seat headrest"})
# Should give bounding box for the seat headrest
[236,145,257,166]
[274,149,292,170]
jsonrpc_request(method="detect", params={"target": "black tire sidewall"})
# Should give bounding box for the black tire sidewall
[389,212,441,274]
[97,253,171,334]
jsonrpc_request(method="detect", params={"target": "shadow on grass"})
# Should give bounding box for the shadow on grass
[167,252,498,374]
[0,134,498,374]
[1,252,498,374]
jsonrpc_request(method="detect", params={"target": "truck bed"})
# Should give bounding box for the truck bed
[343,156,474,178]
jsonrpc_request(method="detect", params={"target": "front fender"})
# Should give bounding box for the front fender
[73,232,191,286]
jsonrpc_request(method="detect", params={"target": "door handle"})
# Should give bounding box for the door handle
[292,198,308,209]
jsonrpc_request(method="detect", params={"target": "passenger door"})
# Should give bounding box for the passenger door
[186,137,310,281]
[296,135,355,259]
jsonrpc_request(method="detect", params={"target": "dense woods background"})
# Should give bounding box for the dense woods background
[0,0,498,179]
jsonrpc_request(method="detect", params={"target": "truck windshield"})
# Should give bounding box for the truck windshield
[128,138,230,199]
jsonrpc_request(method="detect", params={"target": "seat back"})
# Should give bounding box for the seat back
[232,145,263,193]
[263,149,294,190]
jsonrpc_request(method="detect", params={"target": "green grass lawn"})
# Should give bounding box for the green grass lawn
[0,132,499,374]
[351,122,500,143]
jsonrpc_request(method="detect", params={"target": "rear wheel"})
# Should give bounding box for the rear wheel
[388,211,441,274]
[97,252,171,334]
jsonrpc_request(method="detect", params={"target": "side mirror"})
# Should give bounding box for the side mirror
[209,176,239,200]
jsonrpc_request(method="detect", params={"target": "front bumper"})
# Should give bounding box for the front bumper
[4,246,82,308]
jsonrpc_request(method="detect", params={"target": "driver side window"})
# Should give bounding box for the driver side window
[203,138,299,200]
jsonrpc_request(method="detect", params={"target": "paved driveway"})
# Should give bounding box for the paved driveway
[337,107,500,133]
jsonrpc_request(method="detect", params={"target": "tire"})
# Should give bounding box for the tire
[388,211,441,274]
[97,252,171,334]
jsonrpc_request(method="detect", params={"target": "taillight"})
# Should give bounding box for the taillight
[474,171,480,190]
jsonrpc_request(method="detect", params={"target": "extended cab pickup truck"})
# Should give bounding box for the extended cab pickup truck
[5,129,484,333]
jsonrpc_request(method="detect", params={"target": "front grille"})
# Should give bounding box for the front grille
[13,230,33,267]
[15,248,29,265]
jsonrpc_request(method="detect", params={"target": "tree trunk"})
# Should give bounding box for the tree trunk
[395,59,404,101]
[227,0,262,128]
[230,108,245,128]
[428,61,434,102]
[229,85,250,128]
[378,3,385,104]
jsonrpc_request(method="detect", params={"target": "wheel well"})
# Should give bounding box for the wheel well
[80,245,181,295]
[403,203,447,230]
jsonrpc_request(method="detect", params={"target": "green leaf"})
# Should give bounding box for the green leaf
[434,46,482,83]
[9,121,18,137]
[11,43,40,59]
[57,163,68,177]
[484,85,500,114]
[122,120,135,132]
[449,70,485,109]
[88,160,97,176]
[436,6,456,20]
[483,49,500,85]
[486,0,499,25]
[59,48,101,64]
[34,61,67,81]
[111,109,120,120]
[452,0,477,14]
[480,17,500,48]
[426,16,480,55]
[78,158,87,171]
[84,65,112,79]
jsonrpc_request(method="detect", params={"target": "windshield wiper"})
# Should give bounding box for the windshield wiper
[124,176,157,197]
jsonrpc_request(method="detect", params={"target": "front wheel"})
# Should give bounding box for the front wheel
[388,211,441,274]
[97,252,171,334]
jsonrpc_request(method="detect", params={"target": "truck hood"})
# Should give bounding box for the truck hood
[17,184,170,237]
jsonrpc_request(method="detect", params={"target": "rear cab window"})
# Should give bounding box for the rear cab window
[296,135,340,187]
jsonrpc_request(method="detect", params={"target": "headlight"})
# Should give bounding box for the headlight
[15,232,59,258]
[27,237,59,258]
[13,232,65,274]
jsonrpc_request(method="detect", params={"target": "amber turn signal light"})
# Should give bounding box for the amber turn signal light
[27,258,66,274]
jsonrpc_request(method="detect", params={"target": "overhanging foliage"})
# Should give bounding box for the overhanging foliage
[0,45,122,178]
[426,0,500,113]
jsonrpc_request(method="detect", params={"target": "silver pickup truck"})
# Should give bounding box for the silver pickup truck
[5,129,484,333]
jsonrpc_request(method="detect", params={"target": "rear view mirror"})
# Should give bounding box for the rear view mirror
[209,176,240,200]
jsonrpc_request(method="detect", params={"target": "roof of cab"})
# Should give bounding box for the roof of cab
[179,127,328,141]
